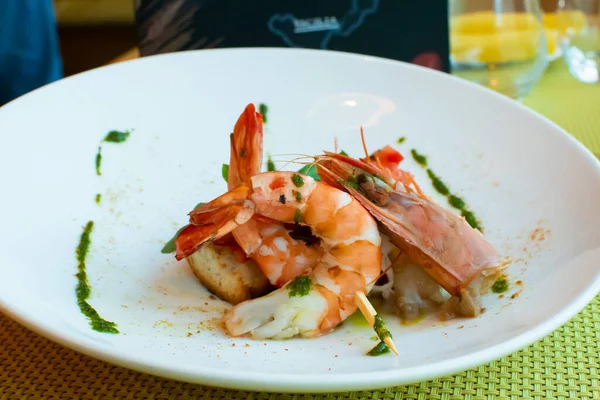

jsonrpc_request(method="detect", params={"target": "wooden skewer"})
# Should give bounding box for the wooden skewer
[354,291,399,356]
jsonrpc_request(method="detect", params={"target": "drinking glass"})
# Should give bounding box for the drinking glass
[450,0,549,100]
[558,0,600,83]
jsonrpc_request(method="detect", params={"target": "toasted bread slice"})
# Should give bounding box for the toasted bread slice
[186,241,272,305]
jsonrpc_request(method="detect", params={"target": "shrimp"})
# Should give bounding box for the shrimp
[315,145,503,317]
[225,104,323,287]
[175,171,382,339]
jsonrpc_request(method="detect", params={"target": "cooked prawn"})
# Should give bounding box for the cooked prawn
[225,104,322,287]
[175,171,383,339]
[315,142,503,317]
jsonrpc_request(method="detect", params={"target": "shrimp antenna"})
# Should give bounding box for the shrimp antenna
[334,137,339,154]
[360,127,370,159]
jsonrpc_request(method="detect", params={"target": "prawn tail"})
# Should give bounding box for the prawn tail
[228,103,264,189]
[175,186,255,261]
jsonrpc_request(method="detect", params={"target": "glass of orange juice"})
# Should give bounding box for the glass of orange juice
[450,0,549,100]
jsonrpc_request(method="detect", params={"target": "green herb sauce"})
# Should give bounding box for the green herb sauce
[222,164,229,182]
[411,149,428,166]
[374,314,392,340]
[267,156,276,171]
[95,147,102,176]
[103,130,130,143]
[288,276,311,297]
[293,190,302,202]
[367,341,391,356]
[426,169,450,196]
[397,137,406,144]
[291,174,304,187]
[461,210,481,231]
[492,276,509,293]
[297,164,320,181]
[161,203,205,254]
[448,194,466,210]
[75,221,119,334]
[95,194,102,204]
[259,103,268,123]
[294,209,302,224]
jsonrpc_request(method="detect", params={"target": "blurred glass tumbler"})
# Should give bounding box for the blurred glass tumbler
[558,0,600,83]
[450,0,549,100]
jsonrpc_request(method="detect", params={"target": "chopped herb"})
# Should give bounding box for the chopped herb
[161,225,186,254]
[448,194,466,210]
[426,169,450,196]
[397,137,406,144]
[344,176,360,191]
[297,164,320,181]
[259,103,268,123]
[411,149,428,166]
[279,194,286,204]
[95,146,102,176]
[103,130,130,143]
[267,156,276,171]
[291,174,304,187]
[367,341,390,356]
[461,209,482,231]
[222,164,229,182]
[287,276,311,297]
[293,190,302,202]
[95,194,102,204]
[75,221,119,334]
[492,277,509,293]
[294,209,302,224]
[374,314,392,340]
[339,149,349,156]
[240,148,247,158]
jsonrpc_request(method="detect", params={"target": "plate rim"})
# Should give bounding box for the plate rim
[1,47,600,393]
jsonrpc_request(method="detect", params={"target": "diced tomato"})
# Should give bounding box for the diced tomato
[371,145,404,170]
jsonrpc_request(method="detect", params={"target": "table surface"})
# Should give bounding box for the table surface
[2,59,600,400]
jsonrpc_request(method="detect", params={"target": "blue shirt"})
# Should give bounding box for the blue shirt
[0,0,63,106]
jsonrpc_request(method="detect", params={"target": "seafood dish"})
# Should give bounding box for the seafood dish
[167,103,507,352]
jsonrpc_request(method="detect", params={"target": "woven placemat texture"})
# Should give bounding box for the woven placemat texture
[1,60,599,400]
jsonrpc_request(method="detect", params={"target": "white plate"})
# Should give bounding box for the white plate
[1,48,599,393]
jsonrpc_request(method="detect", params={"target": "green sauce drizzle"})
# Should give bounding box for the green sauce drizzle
[103,130,130,143]
[291,174,304,187]
[411,147,484,231]
[95,147,102,176]
[492,276,509,293]
[367,341,391,356]
[411,149,428,166]
[426,169,450,196]
[287,276,311,297]
[374,314,392,340]
[221,164,229,182]
[293,209,302,224]
[259,103,268,123]
[267,156,276,171]
[293,190,302,202]
[75,221,119,334]
[397,137,406,144]
[95,194,102,204]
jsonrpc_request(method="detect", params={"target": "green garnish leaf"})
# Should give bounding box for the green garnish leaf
[492,276,509,293]
[222,164,229,182]
[103,130,130,143]
[339,149,349,156]
[411,149,428,167]
[298,164,320,181]
[367,341,391,356]
[267,156,276,171]
[288,276,311,297]
[259,103,268,123]
[344,176,360,191]
[292,174,304,187]
[161,225,186,254]
[397,137,406,144]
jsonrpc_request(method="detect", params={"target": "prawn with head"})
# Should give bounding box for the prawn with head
[313,134,504,317]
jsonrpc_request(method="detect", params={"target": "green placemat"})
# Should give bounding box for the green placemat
[1,60,599,400]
